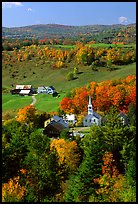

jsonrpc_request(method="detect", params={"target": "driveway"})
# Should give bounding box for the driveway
[30,95,37,105]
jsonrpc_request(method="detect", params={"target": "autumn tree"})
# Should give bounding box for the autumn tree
[50,138,81,176]
[93,151,136,202]
[16,105,37,124]
[2,176,27,202]
[59,97,74,114]
[66,71,74,81]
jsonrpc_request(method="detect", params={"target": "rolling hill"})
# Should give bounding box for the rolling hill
[2,23,136,43]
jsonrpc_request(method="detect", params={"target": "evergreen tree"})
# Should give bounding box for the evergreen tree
[64,125,104,202]
[24,129,60,202]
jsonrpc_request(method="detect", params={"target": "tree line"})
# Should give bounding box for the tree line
[60,75,136,114]
[2,42,136,70]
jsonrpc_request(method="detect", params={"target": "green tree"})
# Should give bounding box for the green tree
[127,103,136,126]
[101,106,136,174]
[73,67,79,77]
[24,129,60,202]
[66,71,74,81]
[2,120,31,183]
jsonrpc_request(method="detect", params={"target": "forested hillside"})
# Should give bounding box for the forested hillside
[2,23,136,44]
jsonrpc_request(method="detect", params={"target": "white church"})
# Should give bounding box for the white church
[83,96,102,127]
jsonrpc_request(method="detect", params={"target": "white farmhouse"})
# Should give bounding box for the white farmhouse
[63,114,77,125]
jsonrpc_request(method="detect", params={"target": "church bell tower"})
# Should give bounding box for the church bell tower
[88,95,93,115]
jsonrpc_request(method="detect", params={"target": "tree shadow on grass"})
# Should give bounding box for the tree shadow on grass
[78,71,83,75]
[72,77,78,80]
[107,67,121,71]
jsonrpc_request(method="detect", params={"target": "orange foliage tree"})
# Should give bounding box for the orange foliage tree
[60,75,136,114]
[93,151,136,202]
[72,87,88,114]
[16,105,36,124]
[93,151,119,200]
[59,97,74,114]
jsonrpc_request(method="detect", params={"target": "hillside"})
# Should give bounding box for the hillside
[2,60,136,93]
[2,41,136,116]
[2,23,136,43]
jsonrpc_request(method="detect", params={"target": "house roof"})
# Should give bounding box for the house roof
[19,90,31,94]
[53,115,69,128]
[16,85,32,89]
[49,86,55,90]
[46,120,67,132]
[38,86,47,90]
[118,112,127,119]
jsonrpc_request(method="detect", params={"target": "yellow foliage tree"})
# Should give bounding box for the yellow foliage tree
[2,176,27,202]
[50,139,80,173]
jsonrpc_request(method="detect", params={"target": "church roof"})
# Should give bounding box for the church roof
[84,111,101,119]
[93,111,101,119]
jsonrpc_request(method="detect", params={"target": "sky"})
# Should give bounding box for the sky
[2,2,136,28]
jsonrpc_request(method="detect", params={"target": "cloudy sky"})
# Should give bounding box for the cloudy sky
[2,2,136,27]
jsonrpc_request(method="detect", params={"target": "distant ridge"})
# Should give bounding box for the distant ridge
[2,23,136,40]
[2,22,136,29]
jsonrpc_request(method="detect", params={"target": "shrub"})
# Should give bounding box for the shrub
[66,72,74,81]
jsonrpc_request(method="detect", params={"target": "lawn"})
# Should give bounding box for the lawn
[34,93,66,112]
[2,94,32,112]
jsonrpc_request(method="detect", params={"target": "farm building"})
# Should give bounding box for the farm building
[63,114,77,125]
[19,89,32,96]
[44,115,68,128]
[83,96,102,127]
[37,86,56,95]
[37,86,47,94]
[43,120,69,138]
[10,85,36,95]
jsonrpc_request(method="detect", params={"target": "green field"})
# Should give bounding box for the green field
[2,94,32,112]
[43,43,136,50]
[2,93,66,114]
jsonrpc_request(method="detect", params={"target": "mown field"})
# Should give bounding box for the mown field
[43,43,136,50]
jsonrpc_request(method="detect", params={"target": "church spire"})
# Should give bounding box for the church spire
[88,95,93,115]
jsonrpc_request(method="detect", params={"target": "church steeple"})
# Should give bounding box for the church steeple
[88,95,93,115]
